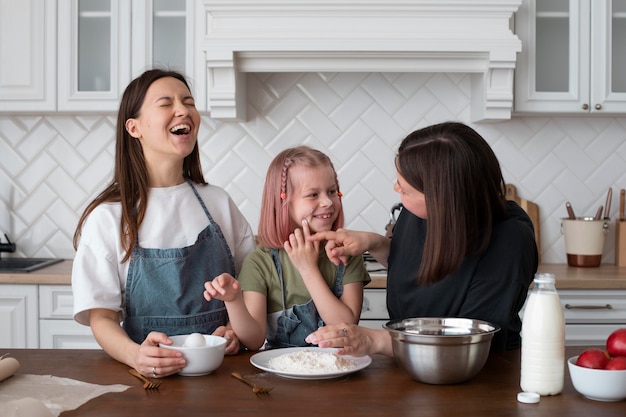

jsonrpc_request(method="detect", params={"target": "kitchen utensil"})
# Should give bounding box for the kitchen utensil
[231,372,274,395]
[128,368,162,390]
[594,205,604,220]
[616,189,626,266]
[383,317,499,384]
[565,201,576,219]
[619,188,626,220]
[384,203,403,238]
[159,334,226,376]
[505,184,541,259]
[604,188,612,219]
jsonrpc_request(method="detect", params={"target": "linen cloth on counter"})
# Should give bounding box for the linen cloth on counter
[0,374,129,417]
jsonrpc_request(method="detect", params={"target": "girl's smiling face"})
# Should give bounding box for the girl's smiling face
[394,171,427,219]
[125,76,201,165]
[287,164,341,233]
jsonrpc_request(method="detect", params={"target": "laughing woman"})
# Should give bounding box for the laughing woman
[71,69,255,378]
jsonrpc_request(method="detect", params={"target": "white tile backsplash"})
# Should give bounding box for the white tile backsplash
[1,72,625,264]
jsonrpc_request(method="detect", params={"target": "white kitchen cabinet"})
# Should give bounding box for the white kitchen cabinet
[521,289,626,346]
[0,285,39,348]
[0,284,98,349]
[57,0,132,111]
[58,0,200,112]
[131,0,200,86]
[515,0,626,114]
[359,289,389,330]
[1,0,199,113]
[559,289,626,346]
[39,285,100,349]
[0,0,56,112]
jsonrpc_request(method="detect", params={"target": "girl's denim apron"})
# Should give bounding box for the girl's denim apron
[122,180,236,344]
[265,248,345,349]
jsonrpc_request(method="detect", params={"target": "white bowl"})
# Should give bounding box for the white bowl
[567,356,626,401]
[159,334,226,376]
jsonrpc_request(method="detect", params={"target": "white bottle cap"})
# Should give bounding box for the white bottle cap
[517,392,540,404]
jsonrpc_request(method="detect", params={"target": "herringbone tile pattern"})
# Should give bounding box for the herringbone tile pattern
[1,72,625,263]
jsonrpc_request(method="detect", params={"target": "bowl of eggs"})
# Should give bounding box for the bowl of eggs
[159,333,227,376]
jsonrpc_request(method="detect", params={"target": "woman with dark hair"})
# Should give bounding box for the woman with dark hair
[306,121,538,356]
[72,69,255,377]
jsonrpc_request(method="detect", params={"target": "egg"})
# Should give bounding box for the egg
[182,333,206,348]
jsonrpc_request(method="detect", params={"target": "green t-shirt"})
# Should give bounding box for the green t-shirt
[238,246,371,314]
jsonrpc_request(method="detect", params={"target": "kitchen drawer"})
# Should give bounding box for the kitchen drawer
[39,284,74,319]
[565,324,624,347]
[39,319,100,349]
[360,289,388,320]
[559,290,626,324]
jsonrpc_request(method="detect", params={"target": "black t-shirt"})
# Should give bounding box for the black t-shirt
[386,200,538,353]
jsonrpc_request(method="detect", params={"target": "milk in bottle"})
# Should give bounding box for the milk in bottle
[520,273,565,395]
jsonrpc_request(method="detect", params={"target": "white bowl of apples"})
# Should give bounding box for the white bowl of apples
[567,328,626,402]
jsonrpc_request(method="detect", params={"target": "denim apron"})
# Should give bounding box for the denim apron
[122,180,235,344]
[265,248,345,349]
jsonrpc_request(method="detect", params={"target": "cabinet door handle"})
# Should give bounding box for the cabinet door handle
[564,304,613,310]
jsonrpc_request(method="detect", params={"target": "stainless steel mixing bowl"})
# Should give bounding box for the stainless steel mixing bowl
[384,317,500,384]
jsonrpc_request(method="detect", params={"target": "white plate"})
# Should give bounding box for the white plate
[249,347,372,380]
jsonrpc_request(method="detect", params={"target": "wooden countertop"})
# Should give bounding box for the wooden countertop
[3,346,623,417]
[0,259,73,284]
[1,260,625,289]
[365,263,626,290]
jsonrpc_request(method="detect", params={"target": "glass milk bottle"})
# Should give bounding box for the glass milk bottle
[520,273,565,395]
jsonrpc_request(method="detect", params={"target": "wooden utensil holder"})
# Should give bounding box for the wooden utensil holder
[615,220,626,266]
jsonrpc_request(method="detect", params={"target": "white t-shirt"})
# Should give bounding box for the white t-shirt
[72,182,255,326]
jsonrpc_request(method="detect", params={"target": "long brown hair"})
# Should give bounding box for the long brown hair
[257,146,344,248]
[396,122,507,285]
[73,69,206,262]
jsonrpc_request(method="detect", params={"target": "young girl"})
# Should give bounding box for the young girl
[204,146,370,350]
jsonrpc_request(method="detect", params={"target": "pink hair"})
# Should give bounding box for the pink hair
[257,146,344,248]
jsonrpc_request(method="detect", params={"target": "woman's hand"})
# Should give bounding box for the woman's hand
[204,273,241,302]
[308,229,388,266]
[305,324,392,357]
[90,309,185,378]
[212,325,241,355]
[135,331,186,378]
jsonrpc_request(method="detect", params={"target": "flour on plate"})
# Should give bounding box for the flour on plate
[268,349,356,374]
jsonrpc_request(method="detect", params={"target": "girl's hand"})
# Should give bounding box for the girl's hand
[284,220,319,276]
[212,326,241,355]
[204,273,241,302]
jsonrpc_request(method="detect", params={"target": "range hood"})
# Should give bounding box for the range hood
[200,0,522,122]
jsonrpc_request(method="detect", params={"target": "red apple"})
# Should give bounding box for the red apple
[575,348,610,369]
[606,328,626,357]
[605,356,626,370]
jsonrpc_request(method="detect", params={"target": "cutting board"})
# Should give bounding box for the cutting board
[506,184,541,261]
